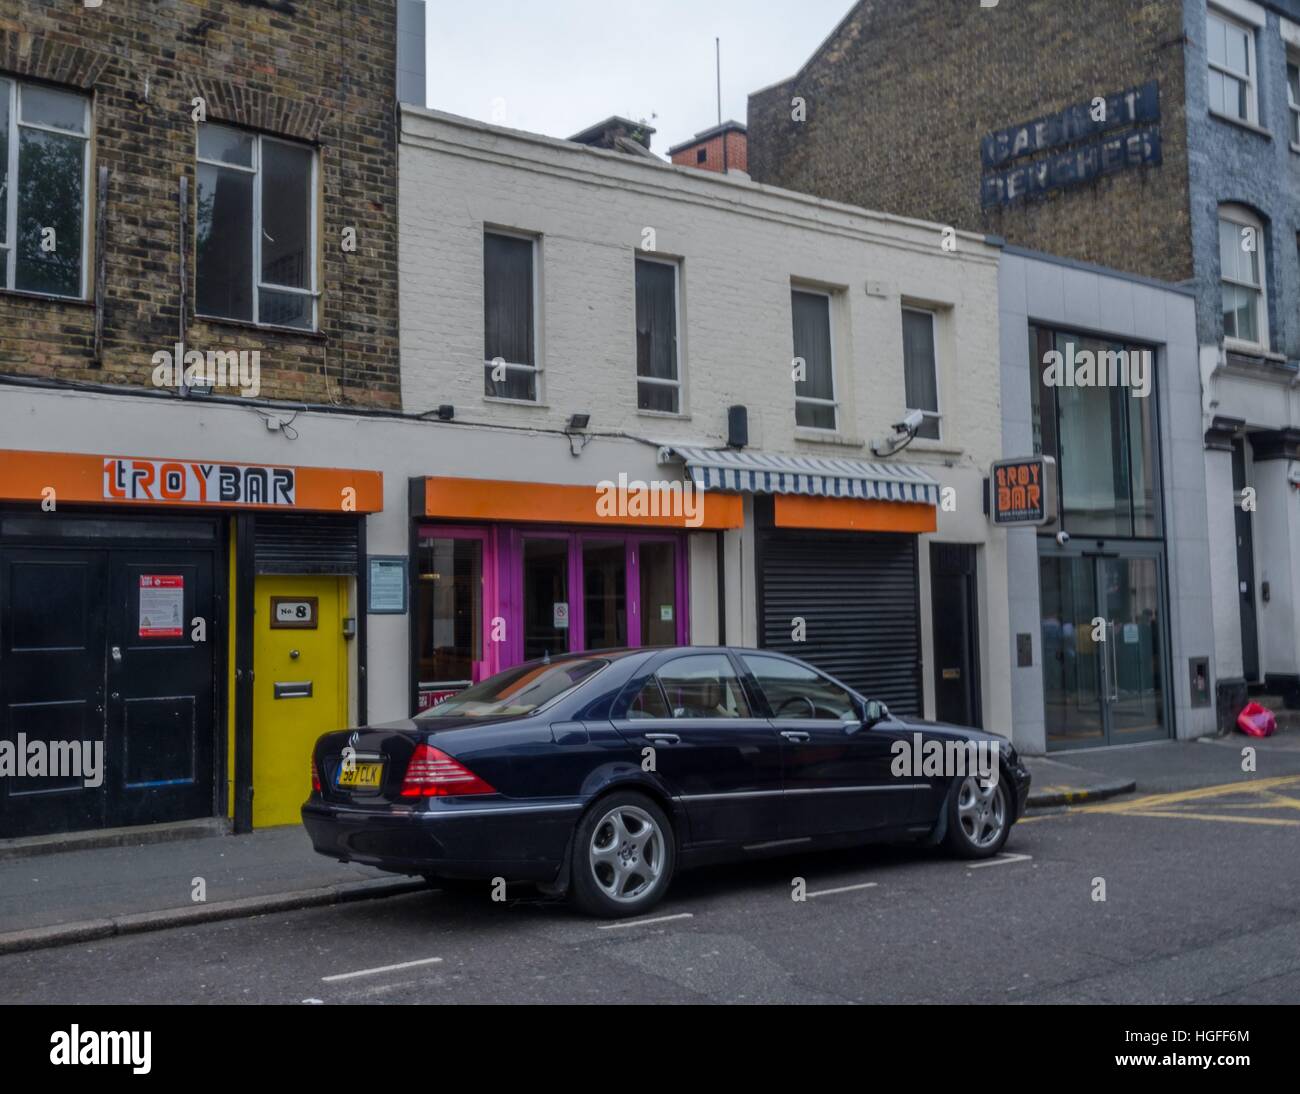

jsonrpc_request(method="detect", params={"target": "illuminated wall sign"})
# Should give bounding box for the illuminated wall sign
[981,82,1161,208]
[989,456,1056,526]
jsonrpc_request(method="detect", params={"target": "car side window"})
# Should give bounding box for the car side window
[741,654,857,721]
[627,676,671,719]
[656,654,752,719]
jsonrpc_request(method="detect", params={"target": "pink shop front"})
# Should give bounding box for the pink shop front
[408,475,745,712]
[413,523,691,710]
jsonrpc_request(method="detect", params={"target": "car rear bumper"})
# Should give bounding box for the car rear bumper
[301,798,582,883]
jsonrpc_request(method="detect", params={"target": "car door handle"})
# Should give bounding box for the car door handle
[780,730,810,743]
[645,732,681,744]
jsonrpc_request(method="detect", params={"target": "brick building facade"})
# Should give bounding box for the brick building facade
[747,0,1192,283]
[0,0,400,406]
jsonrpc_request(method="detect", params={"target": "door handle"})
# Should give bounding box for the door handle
[110,646,122,664]
[644,732,680,744]
[1107,622,1119,702]
[780,730,811,743]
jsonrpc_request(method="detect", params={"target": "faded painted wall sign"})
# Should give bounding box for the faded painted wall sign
[981,82,1161,207]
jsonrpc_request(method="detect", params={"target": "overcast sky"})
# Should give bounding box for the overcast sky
[425,0,854,155]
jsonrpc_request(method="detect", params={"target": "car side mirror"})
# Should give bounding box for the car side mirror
[862,699,887,726]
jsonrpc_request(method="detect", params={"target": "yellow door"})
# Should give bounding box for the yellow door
[252,575,349,827]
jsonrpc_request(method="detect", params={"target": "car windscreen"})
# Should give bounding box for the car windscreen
[418,657,608,719]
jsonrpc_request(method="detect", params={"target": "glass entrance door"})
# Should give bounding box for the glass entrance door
[522,536,572,661]
[1099,556,1165,742]
[1040,550,1168,750]
[416,529,490,710]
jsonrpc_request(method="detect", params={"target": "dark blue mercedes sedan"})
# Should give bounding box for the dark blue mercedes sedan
[303,647,1031,917]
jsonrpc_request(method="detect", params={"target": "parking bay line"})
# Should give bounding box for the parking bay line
[967,852,1032,869]
[322,956,444,982]
[598,912,695,930]
[805,881,878,898]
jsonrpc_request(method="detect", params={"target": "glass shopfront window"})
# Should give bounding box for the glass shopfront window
[523,536,571,660]
[1030,327,1161,538]
[582,539,627,650]
[416,531,486,707]
[416,523,687,710]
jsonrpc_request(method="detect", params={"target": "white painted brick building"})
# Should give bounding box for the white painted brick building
[399,106,1016,740]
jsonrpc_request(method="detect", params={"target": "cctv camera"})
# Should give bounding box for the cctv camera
[1056,531,1070,545]
[894,409,925,433]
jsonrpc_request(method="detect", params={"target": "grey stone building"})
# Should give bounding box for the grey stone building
[749,0,1300,733]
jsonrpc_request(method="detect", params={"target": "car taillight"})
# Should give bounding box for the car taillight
[400,743,496,797]
[311,755,321,793]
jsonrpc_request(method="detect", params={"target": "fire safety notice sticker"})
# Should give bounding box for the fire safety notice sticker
[139,575,184,638]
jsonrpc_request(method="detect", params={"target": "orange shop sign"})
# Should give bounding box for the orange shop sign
[988,456,1056,526]
[0,450,383,513]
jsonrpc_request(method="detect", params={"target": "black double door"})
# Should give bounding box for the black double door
[0,545,216,838]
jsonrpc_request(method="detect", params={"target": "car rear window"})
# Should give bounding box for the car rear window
[418,657,608,719]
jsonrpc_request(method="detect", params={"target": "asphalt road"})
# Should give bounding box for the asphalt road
[3,770,1299,1004]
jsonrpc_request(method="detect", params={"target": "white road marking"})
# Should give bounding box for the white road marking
[597,912,695,930]
[805,881,879,898]
[967,852,1033,869]
[321,956,444,982]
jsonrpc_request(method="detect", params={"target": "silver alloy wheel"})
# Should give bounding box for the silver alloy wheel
[589,804,665,903]
[956,775,1007,849]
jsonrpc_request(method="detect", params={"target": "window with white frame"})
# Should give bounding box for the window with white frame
[1207,8,1257,124]
[0,78,90,298]
[791,288,837,430]
[195,123,317,330]
[483,230,539,401]
[1219,205,1267,347]
[1288,55,1300,144]
[901,307,941,440]
[635,256,680,413]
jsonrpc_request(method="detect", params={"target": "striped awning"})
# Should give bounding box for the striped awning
[658,445,940,505]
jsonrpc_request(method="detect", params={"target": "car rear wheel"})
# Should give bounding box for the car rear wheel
[943,774,1011,859]
[569,792,675,918]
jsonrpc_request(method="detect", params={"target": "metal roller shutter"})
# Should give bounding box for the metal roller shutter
[759,530,922,716]
[253,513,359,575]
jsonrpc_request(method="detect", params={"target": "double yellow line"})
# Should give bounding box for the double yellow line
[1074,774,1300,827]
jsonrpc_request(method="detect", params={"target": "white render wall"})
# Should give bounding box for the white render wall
[398,107,1005,466]
[399,107,1014,736]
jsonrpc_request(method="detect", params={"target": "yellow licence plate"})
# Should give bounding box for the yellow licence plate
[337,761,384,790]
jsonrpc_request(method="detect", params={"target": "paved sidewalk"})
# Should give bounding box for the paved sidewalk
[1023,755,1135,806]
[0,825,421,953]
[1026,728,1300,800]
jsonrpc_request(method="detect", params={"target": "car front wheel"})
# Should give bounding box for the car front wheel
[569,791,675,918]
[943,774,1011,859]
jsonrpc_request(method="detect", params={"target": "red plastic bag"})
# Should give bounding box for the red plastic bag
[1236,701,1277,738]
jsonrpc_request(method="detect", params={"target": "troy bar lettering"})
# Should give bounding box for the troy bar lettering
[103,458,296,507]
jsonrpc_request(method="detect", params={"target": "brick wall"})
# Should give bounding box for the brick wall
[0,0,400,407]
[747,0,1193,284]
[670,129,749,174]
